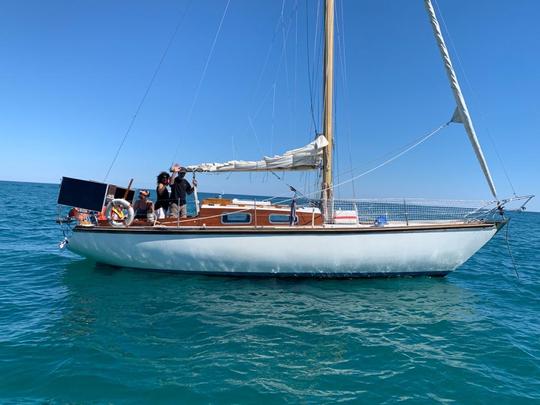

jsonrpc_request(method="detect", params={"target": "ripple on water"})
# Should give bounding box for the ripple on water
[0,182,539,402]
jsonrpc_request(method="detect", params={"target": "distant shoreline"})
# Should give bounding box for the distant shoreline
[0,179,60,186]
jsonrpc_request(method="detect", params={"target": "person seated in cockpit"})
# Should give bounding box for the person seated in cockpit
[133,189,154,220]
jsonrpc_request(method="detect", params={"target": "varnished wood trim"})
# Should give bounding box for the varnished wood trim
[74,221,501,235]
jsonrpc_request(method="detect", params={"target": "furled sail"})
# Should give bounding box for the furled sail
[185,135,328,172]
[424,0,498,200]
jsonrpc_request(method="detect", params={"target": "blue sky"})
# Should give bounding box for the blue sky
[1,0,538,210]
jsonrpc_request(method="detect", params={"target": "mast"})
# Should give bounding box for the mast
[424,0,498,200]
[321,0,335,217]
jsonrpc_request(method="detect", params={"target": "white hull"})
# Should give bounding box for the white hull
[67,224,499,277]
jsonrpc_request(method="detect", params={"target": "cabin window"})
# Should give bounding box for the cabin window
[269,214,291,224]
[221,213,251,224]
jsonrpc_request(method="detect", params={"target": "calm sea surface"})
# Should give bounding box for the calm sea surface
[0,181,539,403]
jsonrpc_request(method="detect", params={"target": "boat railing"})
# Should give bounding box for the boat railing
[58,194,533,228]
[311,196,534,225]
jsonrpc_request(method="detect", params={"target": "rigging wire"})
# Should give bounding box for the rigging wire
[247,2,297,167]
[269,171,309,201]
[274,0,295,136]
[253,2,299,113]
[242,0,304,203]
[249,2,298,138]
[271,83,277,155]
[335,142,340,200]
[315,121,450,198]
[280,0,292,126]
[249,2,299,111]
[293,2,299,138]
[335,0,356,198]
[248,117,264,156]
[103,0,193,181]
[266,121,450,201]
[231,1,299,197]
[305,0,319,132]
[313,0,324,131]
[303,0,322,195]
[171,0,231,164]
[334,74,340,199]
[433,0,517,196]
[505,220,520,279]
[333,120,448,180]
[285,0,300,140]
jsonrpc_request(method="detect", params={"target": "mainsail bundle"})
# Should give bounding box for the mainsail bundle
[185,135,328,172]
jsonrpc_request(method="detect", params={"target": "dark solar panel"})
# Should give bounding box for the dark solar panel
[57,177,108,211]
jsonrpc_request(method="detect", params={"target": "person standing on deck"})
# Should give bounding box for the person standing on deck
[169,164,197,219]
[155,171,171,219]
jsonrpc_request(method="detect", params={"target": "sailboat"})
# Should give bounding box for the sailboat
[58,0,533,277]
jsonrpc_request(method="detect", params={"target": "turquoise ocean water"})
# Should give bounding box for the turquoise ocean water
[0,181,539,403]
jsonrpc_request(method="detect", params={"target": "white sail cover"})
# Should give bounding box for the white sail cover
[185,135,328,172]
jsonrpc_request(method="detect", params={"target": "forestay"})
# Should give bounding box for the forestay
[424,0,498,200]
[185,135,328,172]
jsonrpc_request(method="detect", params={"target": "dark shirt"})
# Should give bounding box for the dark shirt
[170,177,193,206]
[133,199,152,219]
[155,184,170,210]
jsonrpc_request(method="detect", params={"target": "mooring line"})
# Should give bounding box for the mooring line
[505,220,520,280]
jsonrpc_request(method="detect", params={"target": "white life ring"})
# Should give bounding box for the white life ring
[105,198,134,227]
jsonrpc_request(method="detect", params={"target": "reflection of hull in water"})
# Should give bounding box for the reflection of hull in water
[67,222,501,277]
